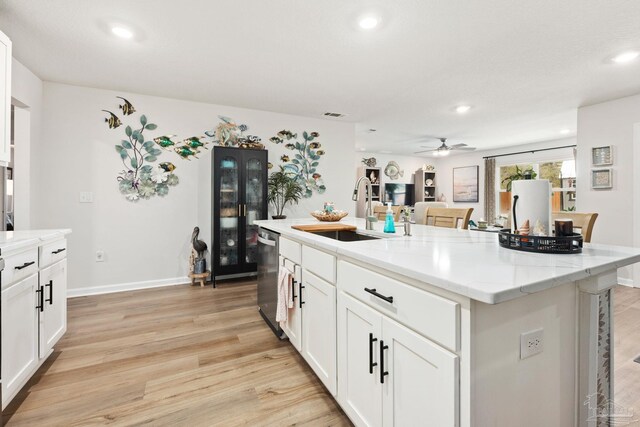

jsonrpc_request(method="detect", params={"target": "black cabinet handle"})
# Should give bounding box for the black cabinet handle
[292,279,297,301]
[380,340,389,383]
[45,280,53,304]
[369,333,378,374]
[36,285,44,312]
[15,261,35,270]
[299,282,305,309]
[364,287,394,304]
[52,248,66,255]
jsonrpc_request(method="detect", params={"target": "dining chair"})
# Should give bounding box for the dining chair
[425,207,474,229]
[551,212,598,243]
[413,202,448,225]
[373,205,401,221]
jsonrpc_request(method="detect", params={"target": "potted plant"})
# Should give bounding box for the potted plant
[501,166,537,191]
[268,167,304,219]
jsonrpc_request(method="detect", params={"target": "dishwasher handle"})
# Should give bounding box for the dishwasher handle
[257,236,276,247]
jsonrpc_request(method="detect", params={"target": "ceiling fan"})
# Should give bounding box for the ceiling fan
[414,137,476,156]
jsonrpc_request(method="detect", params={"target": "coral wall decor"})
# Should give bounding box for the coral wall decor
[103,98,180,201]
[270,130,326,198]
[205,116,264,149]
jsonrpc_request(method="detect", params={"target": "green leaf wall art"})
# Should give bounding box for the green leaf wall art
[103,98,180,202]
[270,130,326,198]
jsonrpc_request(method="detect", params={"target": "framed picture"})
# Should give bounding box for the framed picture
[591,168,612,189]
[592,146,613,166]
[453,166,479,202]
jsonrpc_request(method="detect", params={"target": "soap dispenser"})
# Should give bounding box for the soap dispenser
[383,202,396,233]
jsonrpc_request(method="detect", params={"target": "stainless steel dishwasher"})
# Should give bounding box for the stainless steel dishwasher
[256,228,285,338]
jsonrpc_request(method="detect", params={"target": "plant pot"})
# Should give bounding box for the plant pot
[272,215,287,220]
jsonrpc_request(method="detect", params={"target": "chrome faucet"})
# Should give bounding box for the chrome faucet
[353,176,378,230]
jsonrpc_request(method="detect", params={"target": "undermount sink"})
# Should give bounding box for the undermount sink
[309,230,382,242]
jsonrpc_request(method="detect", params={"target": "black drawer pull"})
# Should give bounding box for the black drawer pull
[380,340,389,384]
[364,287,394,304]
[35,285,44,312]
[46,280,53,304]
[52,248,66,254]
[299,282,305,308]
[369,333,378,374]
[15,261,35,270]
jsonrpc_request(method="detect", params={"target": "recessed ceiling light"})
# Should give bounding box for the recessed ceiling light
[359,16,379,30]
[612,51,639,64]
[560,129,571,135]
[455,105,471,114]
[111,26,134,39]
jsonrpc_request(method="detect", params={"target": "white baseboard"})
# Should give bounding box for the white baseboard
[67,276,190,298]
[618,277,635,287]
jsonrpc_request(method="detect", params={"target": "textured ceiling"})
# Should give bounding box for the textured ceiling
[1,0,639,154]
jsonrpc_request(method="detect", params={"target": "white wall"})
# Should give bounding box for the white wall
[435,138,575,222]
[577,93,640,285]
[34,82,355,293]
[10,59,42,229]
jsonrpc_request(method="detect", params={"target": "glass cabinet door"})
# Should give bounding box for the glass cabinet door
[244,156,265,265]
[218,156,240,269]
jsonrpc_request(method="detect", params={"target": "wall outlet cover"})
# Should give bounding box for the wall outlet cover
[79,191,94,203]
[520,328,544,360]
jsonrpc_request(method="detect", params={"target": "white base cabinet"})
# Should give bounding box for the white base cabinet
[338,292,459,427]
[280,259,302,352]
[39,259,68,359]
[1,274,40,403]
[301,270,337,396]
[1,236,69,409]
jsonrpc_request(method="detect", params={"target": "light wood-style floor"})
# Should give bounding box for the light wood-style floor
[5,283,640,426]
[613,285,640,417]
[4,281,351,426]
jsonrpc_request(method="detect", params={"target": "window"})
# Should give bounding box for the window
[496,159,576,219]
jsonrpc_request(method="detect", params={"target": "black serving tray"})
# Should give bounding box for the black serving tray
[498,229,583,254]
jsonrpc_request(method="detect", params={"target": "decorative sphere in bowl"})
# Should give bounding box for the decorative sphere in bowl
[311,210,348,222]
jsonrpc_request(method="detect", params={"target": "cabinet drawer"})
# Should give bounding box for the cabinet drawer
[302,245,336,284]
[338,260,460,352]
[3,248,39,288]
[279,237,301,264]
[39,239,67,269]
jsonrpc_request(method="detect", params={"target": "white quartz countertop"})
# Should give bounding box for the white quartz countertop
[255,218,640,304]
[0,229,72,255]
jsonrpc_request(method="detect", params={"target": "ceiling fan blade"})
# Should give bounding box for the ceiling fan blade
[454,146,476,151]
[414,149,437,154]
[450,143,468,148]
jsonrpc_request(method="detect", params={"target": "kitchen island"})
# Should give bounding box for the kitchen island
[256,217,640,427]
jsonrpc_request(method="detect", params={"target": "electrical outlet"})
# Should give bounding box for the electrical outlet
[520,328,544,359]
[96,250,105,262]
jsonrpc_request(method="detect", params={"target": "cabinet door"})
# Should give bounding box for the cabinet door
[382,317,459,427]
[242,149,267,270]
[301,270,337,396]
[0,30,11,166]
[1,274,39,406]
[214,149,242,275]
[281,264,302,351]
[39,259,68,358]
[338,292,383,427]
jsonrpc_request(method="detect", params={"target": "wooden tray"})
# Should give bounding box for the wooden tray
[291,223,357,233]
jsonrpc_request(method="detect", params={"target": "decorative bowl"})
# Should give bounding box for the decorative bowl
[311,210,349,222]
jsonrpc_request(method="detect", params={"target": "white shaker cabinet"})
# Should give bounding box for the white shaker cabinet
[337,293,383,427]
[300,269,337,396]
[280,259,302,352]
[1,274,40,403]
[0,30,11,166]
[39,259,67,359]
[381,316,459,427]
